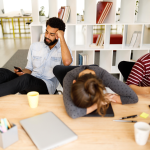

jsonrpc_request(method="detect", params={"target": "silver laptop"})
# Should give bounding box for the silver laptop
[20,9,31,16]
[20,112,78,150]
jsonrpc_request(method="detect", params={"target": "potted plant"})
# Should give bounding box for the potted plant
[135,0,139,22]
[39,6,46,22]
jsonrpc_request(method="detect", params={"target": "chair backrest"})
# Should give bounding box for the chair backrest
[53,65,79,87]
[53,65,98,87]
[118,61,135,82]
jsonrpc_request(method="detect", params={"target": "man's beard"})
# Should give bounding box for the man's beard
[44,37,58,46]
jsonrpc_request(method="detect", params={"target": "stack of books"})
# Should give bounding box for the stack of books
[79,53,88,65]
[89,33,104,48]
[96,1,113,24]
[58,6,71,23]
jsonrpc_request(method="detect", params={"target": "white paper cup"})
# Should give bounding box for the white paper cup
[27,91,39,108]
[134,122,150,145]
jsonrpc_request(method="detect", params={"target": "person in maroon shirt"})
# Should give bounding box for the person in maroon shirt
[126,53,150,95]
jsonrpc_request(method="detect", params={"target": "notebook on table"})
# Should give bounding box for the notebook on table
[84,104,114,117]
[20,112,78,150]
[84,87,115,117]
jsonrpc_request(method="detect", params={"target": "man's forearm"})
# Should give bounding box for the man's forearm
[129,84,150,95]
[60,37,72,66]
[22,69,32,74]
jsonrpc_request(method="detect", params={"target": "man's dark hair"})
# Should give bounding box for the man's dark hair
[46,17,66,32]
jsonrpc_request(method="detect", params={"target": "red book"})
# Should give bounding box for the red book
[96,2,113,24]
[58,7,65,20]
[61,7,65,20]
[99,3,113,24]
[58,8,63,18]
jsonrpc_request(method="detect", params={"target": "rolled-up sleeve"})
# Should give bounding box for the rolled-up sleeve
[25,45,33,71]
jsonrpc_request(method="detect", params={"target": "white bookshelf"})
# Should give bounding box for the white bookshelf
[30,0,150,81]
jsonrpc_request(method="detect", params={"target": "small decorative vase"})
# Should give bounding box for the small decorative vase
[39,16,46,23]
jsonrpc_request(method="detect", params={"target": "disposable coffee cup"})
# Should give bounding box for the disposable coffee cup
[134,122,150,146]
[27,91,39,108]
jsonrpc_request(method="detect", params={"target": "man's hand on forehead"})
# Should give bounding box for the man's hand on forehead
[55,30,64,39]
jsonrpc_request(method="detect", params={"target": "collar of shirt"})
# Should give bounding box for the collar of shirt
[44,39,61,51]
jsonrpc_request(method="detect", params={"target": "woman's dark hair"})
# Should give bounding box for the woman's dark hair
[71,73,110,116]
[46,17,66,32]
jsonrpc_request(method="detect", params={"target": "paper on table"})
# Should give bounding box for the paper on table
[140,112,149,119]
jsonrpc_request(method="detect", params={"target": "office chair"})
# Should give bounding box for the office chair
[118,61,135,82]
[53,65,79,87]
[53,65,98,87]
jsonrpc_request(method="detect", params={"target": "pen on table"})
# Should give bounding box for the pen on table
[113,120,137,123]
[119,115,138,120]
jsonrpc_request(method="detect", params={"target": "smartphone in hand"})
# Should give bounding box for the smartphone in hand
[14,66,23,72]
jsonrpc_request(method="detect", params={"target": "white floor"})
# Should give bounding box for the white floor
[0,38,31,67]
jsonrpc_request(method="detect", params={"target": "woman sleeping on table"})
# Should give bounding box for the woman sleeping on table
[57,65,138,119]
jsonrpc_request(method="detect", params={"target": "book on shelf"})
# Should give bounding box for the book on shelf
[96,34,101,45]
[98,33,104,46]
[90,33,104,48]
[129,31,141,48]
[58,7,65,19]
[78,53,88,65]
[134,32,141,48]
[58,6,71,23]
[79,53,83,65]
[96,1,113,24]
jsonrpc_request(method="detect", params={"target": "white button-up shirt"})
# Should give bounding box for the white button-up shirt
[25,40,73,94]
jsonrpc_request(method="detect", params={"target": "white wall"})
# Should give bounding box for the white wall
[0,0,4,15]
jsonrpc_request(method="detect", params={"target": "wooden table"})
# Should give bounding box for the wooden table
[0,95,150,150]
